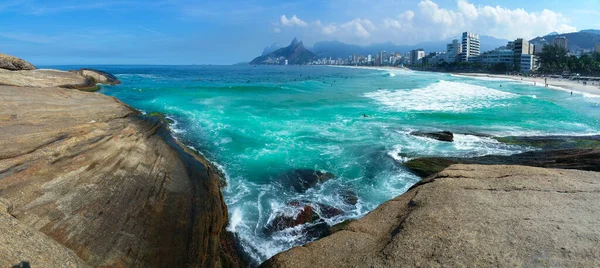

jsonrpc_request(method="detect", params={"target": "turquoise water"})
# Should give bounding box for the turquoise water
[55,65,600,264]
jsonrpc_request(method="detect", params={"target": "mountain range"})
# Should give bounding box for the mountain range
[250,38,317,65]
[254,30,600,65]
[530,30,600,51]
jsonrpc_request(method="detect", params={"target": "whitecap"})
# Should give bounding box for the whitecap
[364,80,517,113]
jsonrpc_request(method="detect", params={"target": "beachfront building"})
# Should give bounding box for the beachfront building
[596,44,600,53]
[367,54,372,63]
[479,48,514,66]
[446,39,461,63]
[423,52,446,66]
[520,54,540,73]
[460,32,480,62]
[410,49,425,65]
[514,38,534,70]
[553,36,568,51]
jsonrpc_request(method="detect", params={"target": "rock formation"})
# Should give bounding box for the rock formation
[0,53,36,71]
[0,85,243,267]
[70,68,121,85]
[411,131,454,142]
[262,164,600,267]
[0,69,97,90]
[250,38,317,65]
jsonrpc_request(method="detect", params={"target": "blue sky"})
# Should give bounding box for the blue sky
[1,0,598,65]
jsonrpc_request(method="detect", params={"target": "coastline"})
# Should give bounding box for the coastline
[455,72,600,97]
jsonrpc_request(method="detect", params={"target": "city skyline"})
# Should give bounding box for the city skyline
[1,0,599,65]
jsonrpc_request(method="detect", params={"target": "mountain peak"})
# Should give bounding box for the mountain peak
[290,38,299,47]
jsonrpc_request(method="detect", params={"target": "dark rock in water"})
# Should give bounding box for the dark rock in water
[264,200,344,238]
[411,131,454,142]
[338,189,358,206]
[70,68,121,85]
[265,205,319,234]
[0,53,36,70]
[404,148,600,178]
[278,169,335,192]
[495,135,600,150]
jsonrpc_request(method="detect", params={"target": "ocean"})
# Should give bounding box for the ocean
[48,65,600,264]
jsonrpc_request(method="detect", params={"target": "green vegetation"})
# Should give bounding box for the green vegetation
[537,44,600,75]
[146,112,175,124]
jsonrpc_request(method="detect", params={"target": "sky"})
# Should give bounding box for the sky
[1,0,599,65]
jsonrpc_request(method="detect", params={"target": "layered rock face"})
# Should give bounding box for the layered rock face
[0,85,242,267]
[262,164,600,267]
[0,53,36,71]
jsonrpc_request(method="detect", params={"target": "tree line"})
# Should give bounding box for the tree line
[537,44,600,75]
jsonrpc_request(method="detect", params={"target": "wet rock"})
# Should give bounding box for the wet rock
[338,189,358,206]
[404,148,600,178]
[495,135,600,150]
[265,205,319,233]
[0,53,36,70]
[411,131,454,142]
[70,68,121,85]
[277,169,335,192]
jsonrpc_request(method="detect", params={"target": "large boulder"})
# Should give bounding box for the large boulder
[71,68,121,85]
[0,85,244,267]
[0,69,97,90]
[0,53,36,71]
[261,165,600,267]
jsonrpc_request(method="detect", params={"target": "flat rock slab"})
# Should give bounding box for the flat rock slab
[262,164,600,268]
[0,86,242,267]
[0,69,95,89]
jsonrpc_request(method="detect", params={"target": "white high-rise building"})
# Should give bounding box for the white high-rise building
[460,32,480,62]
[553,36,568,51]
[367,54,372,62]
[446,39,461,63]
[410,49,425,65]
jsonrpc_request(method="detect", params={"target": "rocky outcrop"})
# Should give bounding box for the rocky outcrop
[71,68,121,85]
[261,164,600,267]
[0,199,88,268]
[404,147,600,178]
[411,131,454,142]
[0,53,36,71]
[0,69,98,91]
[0,85,243,267]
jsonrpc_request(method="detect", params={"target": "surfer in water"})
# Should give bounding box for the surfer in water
[363,114,368,118]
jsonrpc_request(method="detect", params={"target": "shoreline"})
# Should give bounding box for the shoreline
[455,72,600,97]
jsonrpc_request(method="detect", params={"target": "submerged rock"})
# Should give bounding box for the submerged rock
[0,53,36,70]
[71,68,121,85]
[277,169,335,192]
[261,165,600,267]
[338,189,358,206]
[264,200,344,241]
[411,131,454,142]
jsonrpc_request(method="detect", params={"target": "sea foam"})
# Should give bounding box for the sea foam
[365,80,517,113]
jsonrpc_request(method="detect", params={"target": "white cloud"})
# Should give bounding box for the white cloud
[280,15,307,27]
[273,27,281,33]
[306,0,576,45]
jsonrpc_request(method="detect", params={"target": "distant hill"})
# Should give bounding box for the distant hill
[309,35,509,59]
[250,38,317,65]
[530,30,600,51]
[580,29,600,35]
[262,43,281,56]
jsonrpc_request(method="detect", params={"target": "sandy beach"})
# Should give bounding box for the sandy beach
[456,73,600,96]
